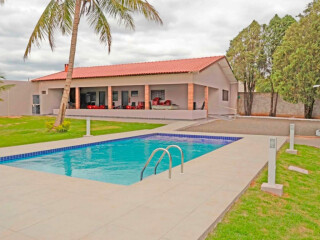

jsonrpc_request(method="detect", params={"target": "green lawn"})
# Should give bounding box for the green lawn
[0,116,164,148]
[207,144,320,240]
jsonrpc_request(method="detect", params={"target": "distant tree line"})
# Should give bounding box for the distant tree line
[227,0,320,119]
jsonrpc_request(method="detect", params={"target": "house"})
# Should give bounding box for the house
[0,56,238,120]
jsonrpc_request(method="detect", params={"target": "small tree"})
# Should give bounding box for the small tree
[273,0,320,118]
[227,20,265,116]
[257,14,296,117]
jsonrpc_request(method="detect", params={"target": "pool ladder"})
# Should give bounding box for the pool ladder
[140,145,184,181]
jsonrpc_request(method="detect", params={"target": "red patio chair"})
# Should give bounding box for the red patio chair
[164,100,171,106]
[152,97,160,105]
[137,102,145,109]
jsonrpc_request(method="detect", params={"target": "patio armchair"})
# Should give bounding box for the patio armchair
[126,102,136,109]
[152,97,161,106]
[137,101,145,109]
[193,101,205,110]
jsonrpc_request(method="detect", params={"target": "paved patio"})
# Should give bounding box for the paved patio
[184,116,320,136]
[0,127,286,240]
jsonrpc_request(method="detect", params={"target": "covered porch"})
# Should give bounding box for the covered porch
[51,83,209,120]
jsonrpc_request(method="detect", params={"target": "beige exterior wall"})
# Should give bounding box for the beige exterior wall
[150,84,188,109]
[0,61,238,119]
[193,60,238,115]
[41,89,63,115]
[0,80,39,116]
[238,92,320,118]
[53,109,207,120]
[37,72,193,91]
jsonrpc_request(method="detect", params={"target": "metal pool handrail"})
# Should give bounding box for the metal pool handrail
[154,145,184,175]
[140,148,172,181]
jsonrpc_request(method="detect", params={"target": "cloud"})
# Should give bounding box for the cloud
[0,0,311,80]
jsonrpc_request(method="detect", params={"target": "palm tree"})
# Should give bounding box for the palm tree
[0,75,15,101]
[24,0,162,126]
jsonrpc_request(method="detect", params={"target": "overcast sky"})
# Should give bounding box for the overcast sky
[0,0,311,81]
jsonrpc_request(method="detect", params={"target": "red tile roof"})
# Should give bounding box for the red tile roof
[32,56,225,81]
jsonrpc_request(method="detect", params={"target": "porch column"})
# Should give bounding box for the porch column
[75,87,80,109]
[108,86,113,109]
[204,86,209,113]
[145,85,150,110]
[188,83,194,110]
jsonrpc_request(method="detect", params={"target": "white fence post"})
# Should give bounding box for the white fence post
[286,124,298,154]
[84,117,92,137]
[261,137,283,196]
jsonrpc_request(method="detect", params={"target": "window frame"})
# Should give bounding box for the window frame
[151,90,165,100]
[131,90,139,97]
[222,90,229,101]
[112,91,118,101]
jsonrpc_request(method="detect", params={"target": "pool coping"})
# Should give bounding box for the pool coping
[0,133,241,162]
[0,129,287,240]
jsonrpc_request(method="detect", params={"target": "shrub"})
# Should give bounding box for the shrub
[45,121,71,133]
[45,121,54,131]
[56,121,70,132]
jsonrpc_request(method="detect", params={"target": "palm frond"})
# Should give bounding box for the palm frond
[89,0,135,30]
[87,0,112,52]
[24,0,65,59]
[122,0,162,24]
[59,0,75,35]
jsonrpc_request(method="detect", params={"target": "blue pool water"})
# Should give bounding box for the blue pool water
[0,133,241,185]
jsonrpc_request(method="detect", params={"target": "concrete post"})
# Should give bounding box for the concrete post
[268,137,277,185]
[188,83,194,110]
[75,87,80,109]
[84,117,92,137]
[108,86,113,109]
[204,86,209,115]
[145,85,150,110]
[261,137,283,196]
[286,124,298,154]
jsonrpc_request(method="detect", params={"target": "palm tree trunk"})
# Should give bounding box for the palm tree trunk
[54,0,82,127]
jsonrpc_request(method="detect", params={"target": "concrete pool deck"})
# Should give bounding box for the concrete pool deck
[0,128,286,240]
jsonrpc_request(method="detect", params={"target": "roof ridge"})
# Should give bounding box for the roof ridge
[33,70,65,81]
[74,56,225,70]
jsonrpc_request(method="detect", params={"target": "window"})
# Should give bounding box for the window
[112,91,118,101]
[32,95,40,104]
[85,92,96,104]
[131,90,139,97]
[222,90,229,101]
[151,90,165,100]
[32,95,40,114]
[99,91,106,105]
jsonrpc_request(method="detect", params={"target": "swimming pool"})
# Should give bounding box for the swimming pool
[0,133,241,185]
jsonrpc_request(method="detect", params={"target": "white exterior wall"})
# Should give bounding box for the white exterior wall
[0,80,38,116]
[193,59,237,115]
[150,84,188,110]
[37,73,193,91]
[53,109,207,120]
[1,59,237,119]
[112,86,145,107]
[41,89,63,115]
[194,85,205,109]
